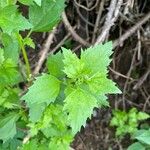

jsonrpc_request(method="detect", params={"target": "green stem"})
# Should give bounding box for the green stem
[21,44,31,79]
[26,29,32,38]
[17,34,31,79]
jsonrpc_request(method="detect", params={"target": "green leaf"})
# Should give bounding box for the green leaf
[49,136,73,150]
[0,48,5,65]
[64,88,98,134]
[0,0,16,8]
[21,139,38,150]
[29,0,65,32]
[1,33,19,62]
[96,94,109,107]
[18,0,33,5]
[0,5,32,34]
[0,59,21,86]
[0,0,7,8]
[134,129,150,145]
[0,130,25,150]
[137,112,150,120]
[34,0,42,6]
[0,113,19,142]
[22,74,60,106]
[29,104,72,139]
[81,41,113,74]
[29,103,47,122]
[47,51,65,78]
[23,37,35,49]
[0,88,20,109]
[127,142,145,150]
[86,73,121,95]
[62,48,85,79]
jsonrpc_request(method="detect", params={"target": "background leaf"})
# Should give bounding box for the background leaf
[127,142,145,150]
[29,0,65,32]
[1,33,19,62]
[0,5,32,34]
[0,113,19,142]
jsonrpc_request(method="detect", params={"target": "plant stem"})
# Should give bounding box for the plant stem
[20,44,31,79]
[17,33,31,79]
[26,29,32,38]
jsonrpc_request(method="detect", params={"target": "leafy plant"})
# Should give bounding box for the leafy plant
[127,128,150,150]
[21,42,121,148]
[110,108,150,137]
[0,0,66,149]
[0,0,122,149]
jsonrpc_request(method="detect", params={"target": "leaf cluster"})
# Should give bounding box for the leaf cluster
[22,42,121,148]
[0,0,65,149]
[110,108,150,137]
[127,128,150,150]
[0,0,123,149]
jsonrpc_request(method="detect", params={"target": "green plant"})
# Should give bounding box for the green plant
[0,0,122,149]
[127,128,150,150]
[110,108,150,137]
[21,42,121,148]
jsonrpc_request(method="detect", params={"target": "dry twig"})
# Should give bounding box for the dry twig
[95,0,123,44]
[74,0,99,11]
[113,12,150,48]
[33,28,57,75]
[92,0,105,43]
[62,11,90,46]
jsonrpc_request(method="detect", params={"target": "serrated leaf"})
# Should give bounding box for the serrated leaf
[62,48,85,79]
[0,113,19,142]
[87,73,121,95]
[81,41,113,74]
[137,112,150,120]
[127,142,145,150]
[0,59,21,86]
[22,74,60,106]
[18,0,33,5]
[29,0,65,32]
[47,51,65,78]
[23,37,35,49]
[49,136,73,150]
[0,5,32,34]
[2,33,19,62]
[64,88,98,134]
[34,0,42,6]
[0,88,20,109]
[96,94,109,107]
[29,103,46,122]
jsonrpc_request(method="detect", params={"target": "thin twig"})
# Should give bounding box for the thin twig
[33,28,57,75]
[113,12,150,48]
[62,11,90,46]
[122,48,137,110]
[133,69,150,90]
[23,134,31,144]
[92,0,105,43]
[109,67,134,80]
[74,0,99,11]
[49,31,72,55]
[95,0,123,44]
